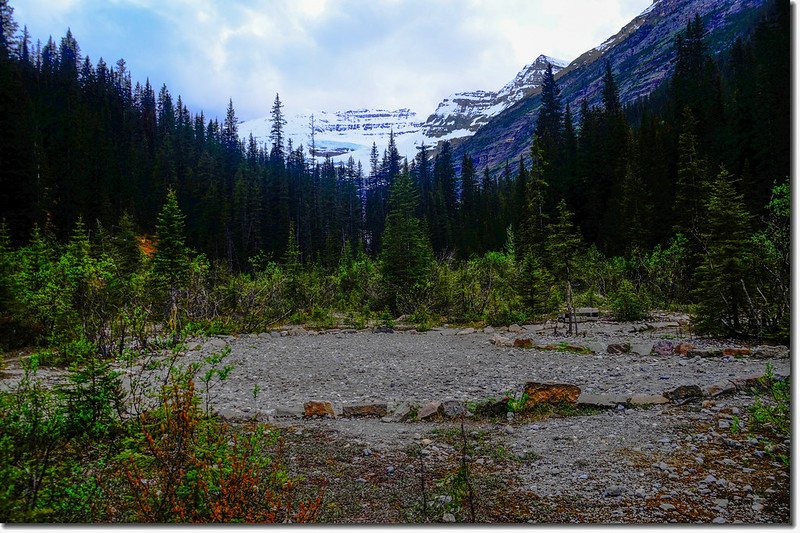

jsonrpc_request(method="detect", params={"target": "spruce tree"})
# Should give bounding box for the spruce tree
[379,172,434,313]
[693,167,752,336]
[153,189,189,292]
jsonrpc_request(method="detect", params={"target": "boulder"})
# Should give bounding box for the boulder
[629,394,670,406]
[386,402,414,422]
[513,338,534,348]
[441,400,466,418]
[508,324,523,333]
[704,381,737,398]
[304,400,336,418]
[490,335,515,347]
[663,385,703,402]
[752,345,789,359]
[730,373,768,390]
[652,340,675,356]
[342,403,388,418]
[205,337,229,351]
[417,401,443,420]
[606,343,630,355]
[630,342,654,356]
[673,342,695,356]
[524,382,581,407]
[577,393,629,409]
[587,342,607,354]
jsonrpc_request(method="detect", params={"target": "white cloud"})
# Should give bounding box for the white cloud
[11,0,652,120]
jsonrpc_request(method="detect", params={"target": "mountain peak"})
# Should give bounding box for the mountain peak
[534,54,569,67]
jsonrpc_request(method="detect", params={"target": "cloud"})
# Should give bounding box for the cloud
[11,0,651,120]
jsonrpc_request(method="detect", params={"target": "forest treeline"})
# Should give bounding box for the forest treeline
[0,0,790,354]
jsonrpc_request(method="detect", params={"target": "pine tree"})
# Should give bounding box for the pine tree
[518,137,548,256]
[693,167,752,336]
[545,200,583,333]
[379,172,434,313]
[269,93,286,163]
[153,189,189,292]
[674,107,708,241]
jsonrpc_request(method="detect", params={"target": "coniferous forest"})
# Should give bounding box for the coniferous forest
[0,0,791,523]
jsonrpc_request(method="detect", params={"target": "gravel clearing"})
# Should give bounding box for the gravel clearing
[176,326,788,418]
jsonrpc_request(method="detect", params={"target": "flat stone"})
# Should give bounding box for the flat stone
[205,337,229,350]
[664,385,703,401]
[456,327,475,335]
[629,394,669,406]
[722,347,751,357]
[752,345,789,359]
[630,342,654,356]
[660,503,676,512]
[342,403,388,418]
[604,486,623,497]
[417,401,443,420]
[730,373,768,390]
[274,406,304,418]
[704,380,737,398]
[304,400,335,418]
[577,392,629,409]
[524,382,581,407]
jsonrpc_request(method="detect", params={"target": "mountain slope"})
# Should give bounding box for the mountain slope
[238,55,568,165]
[454,0,767,171]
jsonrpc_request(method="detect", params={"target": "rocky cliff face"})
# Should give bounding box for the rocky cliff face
[453,0,767,172]
[424,55,567,139]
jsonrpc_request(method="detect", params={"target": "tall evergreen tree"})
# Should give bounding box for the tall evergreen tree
[693,167,752,336]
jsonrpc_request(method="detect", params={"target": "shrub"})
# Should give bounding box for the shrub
[610,279,648,321]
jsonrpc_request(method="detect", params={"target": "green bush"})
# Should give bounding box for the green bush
[610,279,648,321]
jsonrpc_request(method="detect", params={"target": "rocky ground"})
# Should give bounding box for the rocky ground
[0,314,791,523]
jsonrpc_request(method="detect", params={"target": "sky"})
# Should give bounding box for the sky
[12,0,653,121]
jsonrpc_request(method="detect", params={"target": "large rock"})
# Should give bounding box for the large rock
[417,401,443,420]
[704,381,737,398]
[456,327,475,335]
[524,382,581,407]
[304,400,336,418]
[513,338,534,348]
[508,324,523,333]
[490,335,515,347]
[577,393,629,409]
[441,400,466,418]
[342,403,388,418]
[673,342,695,356]
[385,402,414,422]
[752,345,789,359]
[630,342,654,356]
[652,340,675,356]
[663,385,703,402]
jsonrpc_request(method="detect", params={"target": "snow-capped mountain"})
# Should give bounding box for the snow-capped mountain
[238,54,569,165]
[238,108,429,166]
[424,55,568,138]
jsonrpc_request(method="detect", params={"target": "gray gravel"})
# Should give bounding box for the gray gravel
[180,328,788,417]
